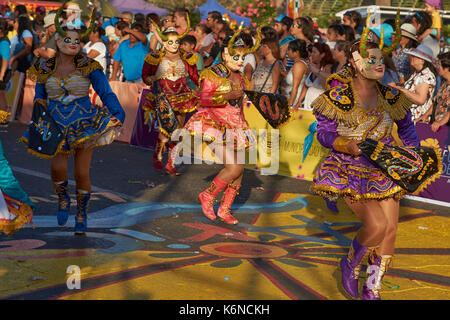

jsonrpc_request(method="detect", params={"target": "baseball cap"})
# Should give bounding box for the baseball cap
[36,6,46,14]
[275,14,286,22]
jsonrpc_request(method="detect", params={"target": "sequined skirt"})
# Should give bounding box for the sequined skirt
[158,78,197,114]
[21,100,118,157]
[312,150,407,201]
[183,104,256,151]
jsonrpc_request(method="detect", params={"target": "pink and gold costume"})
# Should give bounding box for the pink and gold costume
[183,62,256,150]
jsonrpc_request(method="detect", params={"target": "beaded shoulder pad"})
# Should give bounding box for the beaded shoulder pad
[376,82,412,121]
[199,63,230,87]
[325,67,353,90]
[144,51,164,65]
[312,81,412,126]
[180,50,199,66]
[28,54,102,84]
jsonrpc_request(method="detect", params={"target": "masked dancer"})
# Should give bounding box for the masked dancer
[310,12,420,300]
[141,15,199,175]
[21,3,125,235]
[172,25,260,225]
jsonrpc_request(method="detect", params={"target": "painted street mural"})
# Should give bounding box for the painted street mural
[0,192,449,300]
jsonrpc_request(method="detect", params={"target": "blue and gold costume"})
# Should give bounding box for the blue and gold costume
[21,54,125,157]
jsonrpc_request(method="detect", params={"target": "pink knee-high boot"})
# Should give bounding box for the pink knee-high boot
[198,176,228,220]
[217,184,240,225]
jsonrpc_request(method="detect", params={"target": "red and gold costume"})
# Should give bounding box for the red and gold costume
[142,50,199,124]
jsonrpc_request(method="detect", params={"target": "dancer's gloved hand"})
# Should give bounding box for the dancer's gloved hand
[346,140,362,156]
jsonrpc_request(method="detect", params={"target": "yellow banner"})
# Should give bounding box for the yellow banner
[243,103,329,181]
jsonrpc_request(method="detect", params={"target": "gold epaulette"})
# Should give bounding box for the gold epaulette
[28,55,102,83]
[325,67,353,90]
[28,57,57,84]
[311,83,359,126]
[312,81,412,126]
[144,51,164,65]
[376,82,412,121]
[181,51,199,66]
[73,54,103,76]
[199,66,229,88]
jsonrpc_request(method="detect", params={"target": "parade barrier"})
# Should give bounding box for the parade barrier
[20,80,449,205]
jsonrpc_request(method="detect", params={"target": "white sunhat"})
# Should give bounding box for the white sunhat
[405,44,435,63]
[400,23,418,42]
[43,13,56,28]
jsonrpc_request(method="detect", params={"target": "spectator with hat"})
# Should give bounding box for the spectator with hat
[392,44,437,123]
[33,6,46,39]
[393,23,419,84]
[274,15,295,71]
[63,2,85,29]
[33,12,57,60]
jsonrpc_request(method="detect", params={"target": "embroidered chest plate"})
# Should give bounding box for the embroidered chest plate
[46,72,90,103]
[155,59,187,82]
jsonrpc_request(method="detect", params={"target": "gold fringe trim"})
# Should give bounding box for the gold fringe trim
[144,52,164,66]
[312,80,412,126]
[412,146,444,195]
[18,119,118,159]
[0,197,34,237]
[376,84,412,122]
[311,93,361,127]
[28,56,103,84]
[0,110,11,123]
[199,68,229,88]
[311,183,408,202]
[181,51,199,66]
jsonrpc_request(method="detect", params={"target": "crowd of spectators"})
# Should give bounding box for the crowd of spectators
[0,0,448,132]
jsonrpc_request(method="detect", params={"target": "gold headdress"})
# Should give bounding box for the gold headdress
[360,9,401,58]
[227,22,262,56]
[382,9,401,56]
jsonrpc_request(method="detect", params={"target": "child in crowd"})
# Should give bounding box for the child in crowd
[180,34,204,73]
[421,0,443,43]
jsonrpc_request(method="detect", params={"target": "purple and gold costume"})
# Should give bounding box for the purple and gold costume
[311,80,419,201]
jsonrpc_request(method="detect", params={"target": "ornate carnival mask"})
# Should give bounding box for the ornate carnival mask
[352,48,385,80]
[224,22,262,72]
[151,14,190,54]
[352,9,401,80]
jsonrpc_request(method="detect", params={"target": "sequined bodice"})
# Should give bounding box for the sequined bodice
[45,72,90,104]
[155,58,187,81]
[337,107,394,142]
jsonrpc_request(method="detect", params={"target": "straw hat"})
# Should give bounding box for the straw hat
[64,2,82,13]
[400,23,418,42]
